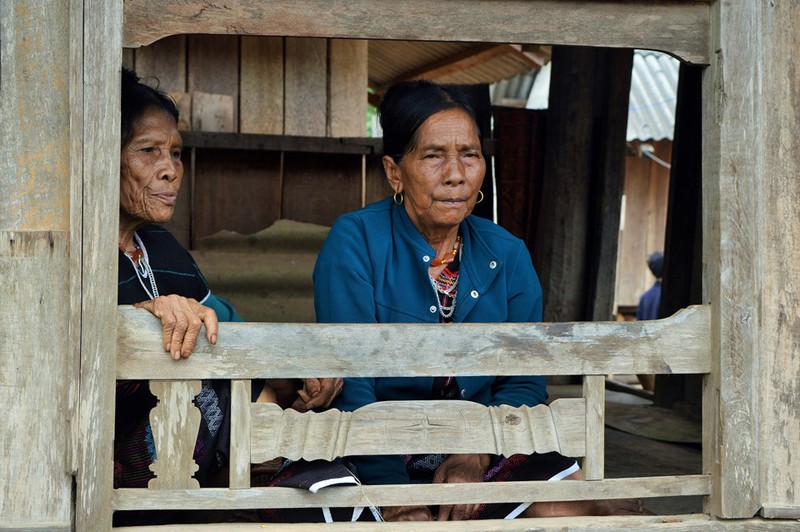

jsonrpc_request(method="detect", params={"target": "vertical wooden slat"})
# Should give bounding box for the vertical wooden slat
[77,0,123,529]
[281,153,362,226]
[328,39,367,137]
[702,0,760,519]
[133,34,187,94]
[148,381,202,489]
[68,0,86,485]
[230,380,252,488]
[284,37,327,136]
[187,35,239,130]
[191,149,282,240]
[582,375,605,481]
[240,36,284,135]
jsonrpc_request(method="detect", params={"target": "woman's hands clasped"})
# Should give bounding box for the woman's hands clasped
[382,454,491,521]
[135,294,218,360]
[292,378,344,412]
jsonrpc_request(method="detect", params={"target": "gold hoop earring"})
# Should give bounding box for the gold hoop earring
[393,192,404,205]
[476,190,485,204]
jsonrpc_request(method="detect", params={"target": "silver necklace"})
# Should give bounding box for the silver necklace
[429,273,458,319]
[126,232,159,300]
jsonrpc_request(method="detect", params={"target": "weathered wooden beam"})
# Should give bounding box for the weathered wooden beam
[117,304,711,379]
[702,0,765,519]
[753,0,800,519]
[113,475,711,510]
[122,0,711,64]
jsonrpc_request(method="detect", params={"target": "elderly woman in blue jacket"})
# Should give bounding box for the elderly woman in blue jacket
[313,80,641,522]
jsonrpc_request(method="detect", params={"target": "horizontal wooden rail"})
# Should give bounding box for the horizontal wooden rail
[123,0,711,64]
[113,475,710,511]
[249,399,586,462]
[117,304,711,379]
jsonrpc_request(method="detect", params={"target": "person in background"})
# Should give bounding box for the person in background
[635,251,664,391]
[310,80,642,521]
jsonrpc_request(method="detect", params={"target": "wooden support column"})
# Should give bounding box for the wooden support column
[586,49,633,322]
[76,1,123,529]
[702,0,800,519]
[754,0,800,520]
[534,46,632,323]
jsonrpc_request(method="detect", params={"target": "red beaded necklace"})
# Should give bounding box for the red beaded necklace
[430,235,461,267]
[120,243,144,266]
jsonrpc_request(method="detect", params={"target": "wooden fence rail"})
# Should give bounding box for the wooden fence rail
[114,304,712,525]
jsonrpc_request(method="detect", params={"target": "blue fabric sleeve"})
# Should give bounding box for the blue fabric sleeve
[204,294,244,323]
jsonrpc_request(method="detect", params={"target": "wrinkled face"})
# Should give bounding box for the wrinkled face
[384,108,485,236]
[120,107,183,226]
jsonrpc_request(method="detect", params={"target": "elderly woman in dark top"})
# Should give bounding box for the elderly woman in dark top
[115,68,341,491]
[313,80,641,521]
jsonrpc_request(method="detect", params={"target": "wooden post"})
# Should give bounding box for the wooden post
[534,46,631,323]
[703,0,757,517]
[754,0,800,519]
[75,1,123,530]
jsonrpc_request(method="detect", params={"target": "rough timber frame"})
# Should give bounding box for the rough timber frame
[1,0,797,530]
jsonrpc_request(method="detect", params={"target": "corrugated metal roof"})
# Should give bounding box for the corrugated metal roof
[491,50,679,142]
[627,51,679,142]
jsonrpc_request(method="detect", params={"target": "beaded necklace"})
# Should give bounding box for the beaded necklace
[120,232,160,300]
[430,235,461,266]
[429,236,462,321]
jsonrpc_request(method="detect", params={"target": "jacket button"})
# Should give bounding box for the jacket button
[470,290,479,298]
[489,260,497,269]
[429,306,437,313]
[423,255,431,262]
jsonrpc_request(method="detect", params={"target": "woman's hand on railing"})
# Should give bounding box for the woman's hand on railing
[135,295,218,360]
[291,378,344,412]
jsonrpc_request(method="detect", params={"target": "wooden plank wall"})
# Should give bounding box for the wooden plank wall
[127,35,372,246]
[0,2,74,529]
[615,140,671,309]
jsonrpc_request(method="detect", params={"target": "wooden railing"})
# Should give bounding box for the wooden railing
[114,304,712,527]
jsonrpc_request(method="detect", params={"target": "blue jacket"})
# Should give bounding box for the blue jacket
[314,197,546,484]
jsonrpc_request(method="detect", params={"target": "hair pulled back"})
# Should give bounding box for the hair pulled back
[379,80,480,163]
[120,67,179,148]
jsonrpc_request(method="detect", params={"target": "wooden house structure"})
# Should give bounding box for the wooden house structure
[1,1,798,530]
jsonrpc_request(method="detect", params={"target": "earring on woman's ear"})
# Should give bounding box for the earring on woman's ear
[476,190,485,204]
[393,192,404,205]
